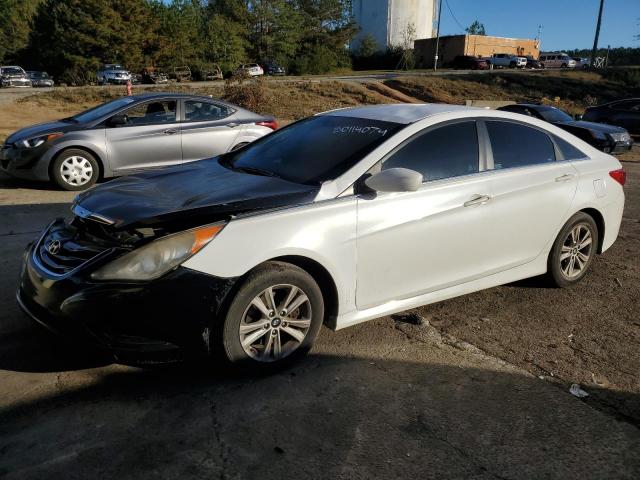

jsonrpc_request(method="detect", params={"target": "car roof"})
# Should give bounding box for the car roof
[321,104,482,124]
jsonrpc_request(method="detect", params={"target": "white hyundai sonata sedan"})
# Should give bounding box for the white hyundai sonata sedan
[18,104,625,368]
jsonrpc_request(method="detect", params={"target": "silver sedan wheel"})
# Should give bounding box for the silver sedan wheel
[239,284,312,363]
[60,155,93,187]
[560,223,593,278]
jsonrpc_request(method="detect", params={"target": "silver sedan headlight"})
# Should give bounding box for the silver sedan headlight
[20,132,63,148]
[91,223,225,281]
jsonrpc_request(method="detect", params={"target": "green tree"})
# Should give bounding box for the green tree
[357,34,378,57]
[0,0,43,63]
[27,0,155,83]
[465,20,486,36]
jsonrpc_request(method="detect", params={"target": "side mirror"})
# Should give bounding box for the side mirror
[574,114,583,121]
[364,168,423,193]
[108,113,128,126]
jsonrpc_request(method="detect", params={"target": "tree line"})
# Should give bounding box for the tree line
[0,0,357,84]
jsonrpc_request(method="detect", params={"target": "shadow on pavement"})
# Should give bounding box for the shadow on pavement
[0,343,639,479]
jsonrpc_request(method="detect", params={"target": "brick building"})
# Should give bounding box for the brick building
[414,34,540,68]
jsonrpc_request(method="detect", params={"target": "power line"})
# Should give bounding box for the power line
[444,0,466,33]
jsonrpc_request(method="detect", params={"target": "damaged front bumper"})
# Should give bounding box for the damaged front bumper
[17,224,238,364]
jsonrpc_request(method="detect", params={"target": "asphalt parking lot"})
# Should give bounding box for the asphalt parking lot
[1,156,639,478]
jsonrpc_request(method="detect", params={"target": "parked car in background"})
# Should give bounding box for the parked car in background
[0,93,277,190]
[524,56,542,69]
[539,53,576,69]
[582,99,640,136]
[262,60,286,75]
[173,66,192,82]
[16,104,625,368]
[0,66,32,87]
[141,67,168,84]
[450,55,489,70]
[97,64,132,85]
[498,103,633,154]
[26,71,54,87]
[572,57,590,69]
[202,65,223,81]
[486,54,527,69]
[237,63,264,77]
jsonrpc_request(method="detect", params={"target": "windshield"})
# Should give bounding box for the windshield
[222,115,402,185]
[538,107,574,123]
[71,97,136,123]
[2,67,24,75]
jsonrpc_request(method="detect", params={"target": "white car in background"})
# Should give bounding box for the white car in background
[486,54,527,69]
[539,53,577,69]
[237,63,264,77]
[97,64,132,85]
[18,104,625,369]
[572,57,591,69]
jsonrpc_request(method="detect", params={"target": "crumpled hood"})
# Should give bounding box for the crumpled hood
[5,120,75,144]
[74,158,319,230]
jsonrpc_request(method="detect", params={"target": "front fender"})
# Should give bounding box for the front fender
[42,132,110,177]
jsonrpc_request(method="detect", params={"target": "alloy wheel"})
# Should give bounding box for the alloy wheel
[239,284,312,362]
[60,155,93,187]
[560,223,593,279]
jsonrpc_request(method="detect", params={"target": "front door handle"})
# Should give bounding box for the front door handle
[164,128,178,135]
[555,173,575,182]
[463,194,491,207]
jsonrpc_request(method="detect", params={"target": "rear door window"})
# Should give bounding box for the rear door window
[382,121,479,182]
[184,101,233,122]
[486,121,555,169]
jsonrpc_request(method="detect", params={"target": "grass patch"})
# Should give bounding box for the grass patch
[16,80,394,123]
[385,70,640,115]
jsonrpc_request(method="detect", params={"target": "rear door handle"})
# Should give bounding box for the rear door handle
[226,122,239,128]
[463,194,491,207]
[555,173,575,182]
[164,129,178,135]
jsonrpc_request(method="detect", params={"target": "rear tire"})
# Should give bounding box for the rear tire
[51,148,99,191]
[546,212,598,288]
[218,261,324,370]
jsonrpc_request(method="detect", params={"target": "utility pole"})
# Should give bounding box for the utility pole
[590,0,605,69]
[433,0,443,70]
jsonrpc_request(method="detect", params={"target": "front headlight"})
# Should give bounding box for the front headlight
[20,132,63,149]
[91,223,225,281]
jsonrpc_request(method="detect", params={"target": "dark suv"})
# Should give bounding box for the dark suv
[582,99,640,135]
[498,103,633,154]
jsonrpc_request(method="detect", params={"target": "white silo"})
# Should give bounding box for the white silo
[351,0,437,52]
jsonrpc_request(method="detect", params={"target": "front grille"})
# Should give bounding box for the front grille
[35,222,111,276]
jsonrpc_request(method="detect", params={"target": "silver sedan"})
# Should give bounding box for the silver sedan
[0,93,277,190]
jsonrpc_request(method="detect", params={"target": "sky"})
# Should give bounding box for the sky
[437,0,639,51]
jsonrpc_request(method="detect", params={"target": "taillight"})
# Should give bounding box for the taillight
[609,168,626,186]
[256,120,278,130]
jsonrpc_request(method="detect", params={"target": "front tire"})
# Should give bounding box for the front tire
[219,261,324,369]
[547,212,598,287]
[51,149,99,191]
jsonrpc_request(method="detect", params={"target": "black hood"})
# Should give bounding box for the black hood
[554,120,627,134]
[5,120,76,144]
[74,158,319,230]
